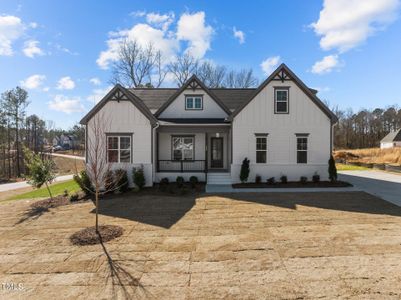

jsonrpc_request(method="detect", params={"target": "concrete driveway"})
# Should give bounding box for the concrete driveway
[339,170,401,207]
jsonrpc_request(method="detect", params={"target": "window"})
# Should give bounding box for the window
[256,137,267,163]
[172,136,194,160]
[107,135,131,163]
[275,89,289,113]
[297,137,308,164]
[185,96,203,110]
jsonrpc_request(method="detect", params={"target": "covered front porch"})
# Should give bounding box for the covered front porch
[155,122,231,180]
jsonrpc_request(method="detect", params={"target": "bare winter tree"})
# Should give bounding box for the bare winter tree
[196,61,227,88]
[168,53,200,86]
[111,39,167,88]
[224,69,258,88]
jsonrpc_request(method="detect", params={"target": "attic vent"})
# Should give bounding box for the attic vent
[273,69,292,83]
[111,90,128,102]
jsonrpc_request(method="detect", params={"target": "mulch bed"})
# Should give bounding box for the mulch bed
[30,195,70,210]
[232,181,352,189]
[70,225,124,246]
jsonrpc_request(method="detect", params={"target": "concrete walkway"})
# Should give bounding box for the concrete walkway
[206,184,359,193]
[0,174,74,192]
[339,170,401,207]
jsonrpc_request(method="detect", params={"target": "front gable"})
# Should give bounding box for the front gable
[155,75,231,119]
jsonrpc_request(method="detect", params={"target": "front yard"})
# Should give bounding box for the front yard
[1,191,401,299]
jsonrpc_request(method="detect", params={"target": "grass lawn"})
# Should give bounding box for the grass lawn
[336,163,370,171]
[9,179,81,200]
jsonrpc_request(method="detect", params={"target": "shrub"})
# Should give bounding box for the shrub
[328,155,338,182]
[179,186,190,195]
[189,176,198,188]
[133,166,146,190]
[63,189,69,197]
[280,175,288,184]
[73,170,93,196]
[312,173,320,183]
[267,177,275,185]
[176,176,185,188]
[69,193,79,202]
[159,177,169,191]
[255,175,262,184]
[240,158,250,183]
[300,176,308,184]
[115,169,129,193]
[104,170,114,193]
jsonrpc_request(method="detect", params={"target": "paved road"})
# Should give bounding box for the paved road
[339,170,401,207]
[0,174,74,192]
[45,152,85,160]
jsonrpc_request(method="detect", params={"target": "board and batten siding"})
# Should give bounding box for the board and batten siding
[231,80,332,182]
[158,88,228,119]
[86,100,153,187]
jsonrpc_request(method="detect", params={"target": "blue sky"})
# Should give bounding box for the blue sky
[1,0,401,129]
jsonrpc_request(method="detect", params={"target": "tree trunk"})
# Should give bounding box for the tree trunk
[7,122,11,179]
[45,182,53,200]
[95,187,99,233]
[15,112,20,177]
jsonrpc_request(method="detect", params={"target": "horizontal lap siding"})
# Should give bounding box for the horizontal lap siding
[232,81,331,182]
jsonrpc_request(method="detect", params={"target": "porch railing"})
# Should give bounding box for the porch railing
[157,160,206,172]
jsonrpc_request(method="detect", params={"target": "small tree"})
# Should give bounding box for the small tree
[133,166,145,190]
[328,155,337,182]
[239,158,250,183]
[24,149,55,199]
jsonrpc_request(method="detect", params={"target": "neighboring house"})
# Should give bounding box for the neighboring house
[80,64,337,186]
[52,136,60,147]
[53,134,77,149]
[380,129,401,149]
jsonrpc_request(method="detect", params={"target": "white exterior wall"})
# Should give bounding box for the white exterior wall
[381,142,401,149]
[231,80,332,182]
[159,88,228,119]
[86,100,153,187]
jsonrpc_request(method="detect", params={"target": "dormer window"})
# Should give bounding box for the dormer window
[185,95,203,110]
[274,88,289,114]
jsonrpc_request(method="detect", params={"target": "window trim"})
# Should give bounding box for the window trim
[171,135,195,161]
[106,133,133,163]
[274,87,290,114]
[255,136,267,164]
[185,95,203,110]
[296,134,308,164]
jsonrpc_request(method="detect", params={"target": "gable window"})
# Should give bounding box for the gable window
[296,135,308,164]
[107,135,132,163]
[172,136,194,160]
[185,95,203,110]
[275,88,289,114]
[256,136,267,163]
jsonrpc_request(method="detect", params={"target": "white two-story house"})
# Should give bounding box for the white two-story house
[80,64,338,186]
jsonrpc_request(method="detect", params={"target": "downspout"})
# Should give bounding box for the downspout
[152,122,160,184]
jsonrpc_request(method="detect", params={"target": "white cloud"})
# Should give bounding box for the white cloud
[48,95,84,114]
[20,74,46,89]
[130,10,146,17]
[0,15,25,56]
[57,76,75,90]
[260,56,281,75]
[86,86,113,104]
[89,77,101,86]
[311,55,340,74]
[146,12,174,31]
[29,22,38,29]
[177,11,214,58]
[233,27,245,44]
[311,0,400,52]
[23,40,44,58]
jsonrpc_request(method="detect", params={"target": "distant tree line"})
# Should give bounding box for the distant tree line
[0,87,84,180]
[333,106,401,149]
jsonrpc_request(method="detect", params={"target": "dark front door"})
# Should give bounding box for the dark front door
[211,137,223,168]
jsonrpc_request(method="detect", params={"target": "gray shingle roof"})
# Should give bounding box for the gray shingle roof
[381,129,401,143]
[128,88,256,111]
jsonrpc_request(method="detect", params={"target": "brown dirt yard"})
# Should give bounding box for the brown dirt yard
[1,191,401,299]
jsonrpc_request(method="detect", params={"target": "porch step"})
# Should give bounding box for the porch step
[207,173,232,185]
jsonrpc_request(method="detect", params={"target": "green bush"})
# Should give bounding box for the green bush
[267,177,275,184]
[176,176,185,188]
[328,155,338,182]
[159,177,169,191]
[115,169,129,193]
[255,175,261,184]
[300,176,308,184]
[69,193,79,202]
[280,175,288,184]
[133,166,146,190]
[73,170,93,196]
[104,170,114,193]
[240,158,250,183]
[189,176,198,188]
[312,173,320,183]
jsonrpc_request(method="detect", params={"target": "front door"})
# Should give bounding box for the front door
[211,137,223,168]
